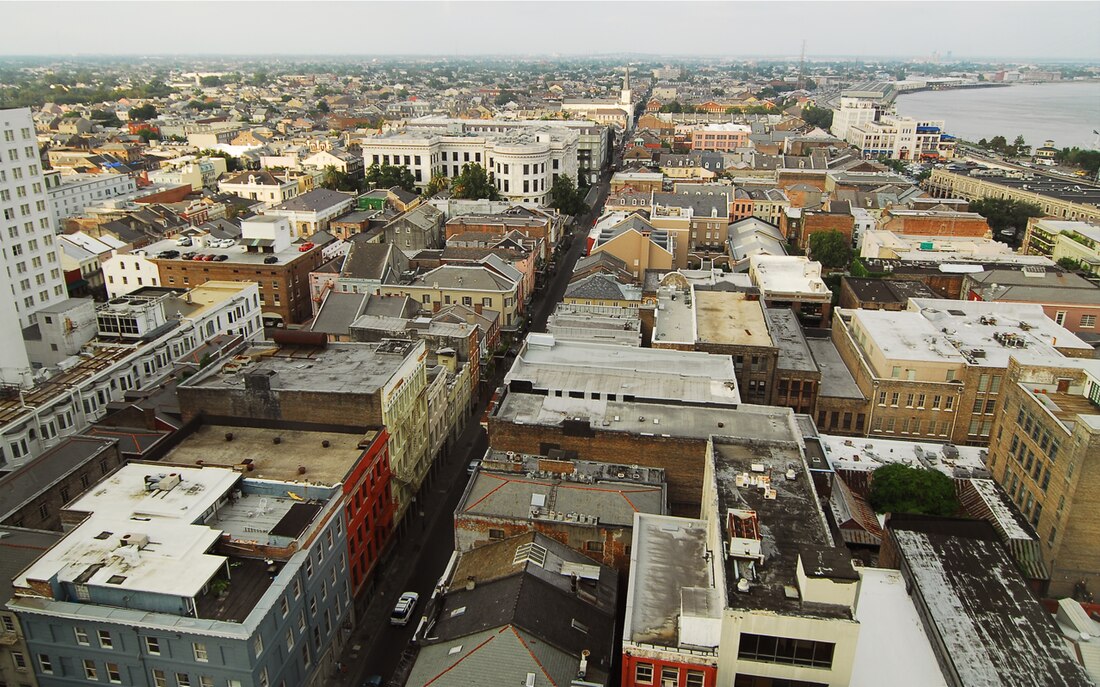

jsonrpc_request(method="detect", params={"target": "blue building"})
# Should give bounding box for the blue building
[8,462,352,687]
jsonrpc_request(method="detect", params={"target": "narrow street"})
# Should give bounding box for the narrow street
[337,146,621,687]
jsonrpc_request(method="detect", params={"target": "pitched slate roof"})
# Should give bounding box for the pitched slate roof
[272,188,354,212]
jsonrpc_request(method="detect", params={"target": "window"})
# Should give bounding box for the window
[0,614,12,632]
[661,667,679,684]
[152,669,166,687]
[944,397,954,411]
[635,663,654,684]
[107,663,121,683]
[738,633,835,669]
[685,671,706,687]
[192,642,208,662]
[145,636,161,655]
[75,626,90,645]
[1082,314,1096,329]
[98,629,113,648]
[176,674,191,687]
[84,659,98,680]
[1055,311,1066,325]
[37,654,52,674]
[200,678,214,687]
[253,634,264,656]
[286,630,295,651]
[259,668,269,687]
[488,528,505,540]
[12,650,27,670]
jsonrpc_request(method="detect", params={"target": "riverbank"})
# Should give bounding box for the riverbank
[896,81,1100,151]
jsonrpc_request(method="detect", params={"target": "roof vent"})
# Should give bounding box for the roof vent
[737,577,751,593]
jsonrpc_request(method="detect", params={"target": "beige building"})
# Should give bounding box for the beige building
[590,213,676,276]
[217,170,299,207]
[832,299,1093,446]
[986,357,1100,597]
[927,169,1100,223]
[1022,218,1100,276]
[381,264,521,330]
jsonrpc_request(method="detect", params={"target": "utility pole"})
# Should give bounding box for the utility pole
[797,40,807,91]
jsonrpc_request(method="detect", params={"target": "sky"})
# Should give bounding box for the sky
[5,1,1100,61]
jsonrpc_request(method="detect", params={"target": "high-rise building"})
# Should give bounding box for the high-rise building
[0,108,68,326]
[0,108,69,384]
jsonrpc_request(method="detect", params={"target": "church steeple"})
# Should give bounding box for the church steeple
[620,65,632,107]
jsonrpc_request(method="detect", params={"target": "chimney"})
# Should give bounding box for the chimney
[142,406,158,431]
[432,301,441,313]
[474,303,483,315]
[465,576,476,591]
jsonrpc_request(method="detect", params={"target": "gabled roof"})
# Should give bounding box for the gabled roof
[220,170,290,187]
[412,264,516,292]
[341,242,400,281]
[271,188,354,213]
[566,273,641,302]
[309,291,369,336]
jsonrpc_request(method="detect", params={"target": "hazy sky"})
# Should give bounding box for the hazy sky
[6,1,1100,60]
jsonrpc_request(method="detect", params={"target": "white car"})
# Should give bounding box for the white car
[390,591,419,626]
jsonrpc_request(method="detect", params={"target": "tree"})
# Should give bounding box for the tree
[494,90,513,106]
[801,105,833,130]
[199,75,223,87]
[548,174,588,216]
[199,149,241,173]
[451,163,500,200]
[1057,257,1083,271]
[129,104,158,121]
[423,173,449,197]
[970,197,1043,234]
[137,129,160,143]
[316,100,330,113]
[869,463,958,517]
[364,163,416,193]
[321,165,356,192]
[808,230,853,268]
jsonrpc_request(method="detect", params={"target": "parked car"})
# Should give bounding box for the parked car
[192,254,206,261]
[201,254,216,261]
[175,236,192,247]
[181,251,197,260]
[263,256,279,264]
[157,250,180,259]
[390,592,419,626]
[213,254,229,262]
[299,242,315,252]
[467,460,481,475]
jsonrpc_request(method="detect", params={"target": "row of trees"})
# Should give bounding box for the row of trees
[1055,147,1100,176]
[800,105,833,129]
[976,135,1030,157]
[969,197,1043,235]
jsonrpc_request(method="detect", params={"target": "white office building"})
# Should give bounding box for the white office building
[360,124,579,205]
[44,170,137,225]
[0,108,69,384]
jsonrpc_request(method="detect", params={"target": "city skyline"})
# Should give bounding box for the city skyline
[5,1,1100,61]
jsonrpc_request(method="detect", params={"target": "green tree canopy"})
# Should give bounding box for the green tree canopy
[801,105,833,130]
[321,165,357,192]
[423,173,449,197]
[869,463,958,517]
[128,104,158,121]
[364,163,416,193]
[451,163,500,200]
[969,197,1043,234]
[808,230,853,268]
[316,100,330,113]
[548,174,588,216]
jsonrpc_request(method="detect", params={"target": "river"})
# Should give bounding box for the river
[895,81,1100,151]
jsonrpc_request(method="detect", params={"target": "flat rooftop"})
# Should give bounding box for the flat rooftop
[949,168,1100,208]
[461,453,666,528]
[185,340,419,395]
[849,568,948,687]
[750,255,830,298]
[818,433,990,480]
[652,288,696,346]
[143,236,321,267]
[806,337,865,400]
[495,392,795,445]
[712,439,849,618]
[1023,385,1100,433]
[695,291,773,348]
[624,514,719,651]
[507,333,740,407]
[765,307,816,372]
[163,425,374,486]
[890,517,1093,687]
[17,464,240,601]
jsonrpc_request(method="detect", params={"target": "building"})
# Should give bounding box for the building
[0,527,60,687]
[9,463,352,687]
[748,255,832,327]
[547,302,642,346]
[444,207,562,252]
[381,264,521,330]
[0,281,261,468]
[986,357,1100,596]
[44,171,137,226]
[963,268,1100,334]
[831,299,1092,446]
[846,114,948,161]
[1022,218,1100,276]
[382,203,445,251]
[564,273,643,309]
[148,216,329,325]
[589,212,676,275]
[690,123,751,152]
[830,88,892,141]
[610,171,664,194]
[58,231,125,299]
[927,169,1100,224]
[262,189,356,238]
[880,208,991,238]
[838,277,938,311]
[178,340,430,521]
[879,515,1092,687]
[161,425,394,597]
[622,433,863,687]
[0,109,69,341]
[217,170,300,208]
[859,229,1015,261]
[404,532,620,687]
[360,124,579,204]
[454,450,665,572]
[559,67,636,129]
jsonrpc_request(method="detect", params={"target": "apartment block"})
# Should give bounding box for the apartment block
[9,463,351,687]
[832,299,1092,446]
[986,358,1100,596]
[178,340,430,521]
